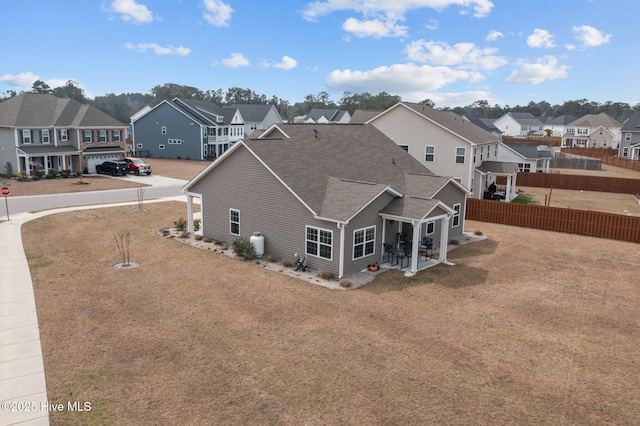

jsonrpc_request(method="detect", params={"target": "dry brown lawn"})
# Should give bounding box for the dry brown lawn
[7,158,209,196]
[23,202,640,425]
[519,186,640,215]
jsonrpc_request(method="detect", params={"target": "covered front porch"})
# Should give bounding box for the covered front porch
[378,197,456,277]
[17,146,81,175]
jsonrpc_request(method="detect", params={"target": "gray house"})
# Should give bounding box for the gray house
[182,124,470,279]
[131,98,245,160]
[0,93,127,175]
[619,110,640,160]
[223,104,284,136]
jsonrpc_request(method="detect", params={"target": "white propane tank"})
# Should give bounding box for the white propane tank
[250,232,265,257]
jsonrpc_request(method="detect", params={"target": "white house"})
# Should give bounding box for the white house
[493,112,545,138]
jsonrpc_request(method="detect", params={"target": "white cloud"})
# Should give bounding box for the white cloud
[342,17,408,38]
[527,29,556,48]
[405,40,507,71]
[105,0,153,24]
[272,56,298,70]
[125,42,191,56]
[425,19,438,30]
[326,63,476,94]
[302,0,494,20]
[506,55,569,85]
[222,53,250,68]
[0,72,40,88]
[203,0,233,27]
[486,30,503,41]
[572,25,612,47]
[565,43,576,51]
[45,79,69,89]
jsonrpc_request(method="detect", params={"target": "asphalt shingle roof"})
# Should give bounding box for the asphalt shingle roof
[568,113,622,128]
[0,93,125,127]
[243,123,456,221]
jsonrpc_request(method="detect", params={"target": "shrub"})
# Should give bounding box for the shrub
[17,171,28,181]
[76,170,83,177]
[61,170,70,178]
[174,217,187,231]
[474,230,483,236]
[194,234,203,241]
[193,218,201,231]
[281,260,293,268]
[317,271,335,280]
[265,255,278,263]
[339,279,352,288]
[232,236,256,261]
[178,231,189,239]
[449,239,460,245]
[45,170,57,179]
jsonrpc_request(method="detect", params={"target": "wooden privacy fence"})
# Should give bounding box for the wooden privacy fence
[496,173,640,194]
[561,148,640,172]
[466,198,640,243]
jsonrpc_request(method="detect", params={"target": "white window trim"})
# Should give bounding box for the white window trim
[84,130,92,143]
[99,130,107,142]
[625,133,631,141]
[136,143,143,149]
[113,130,121,142]
[161,126,167,135]
[42,129,50,144]
[352,226,375,260]
[398,144,409,152]
[306,225,333,261]
[425,145,435,162]
[22,129,31,144]
[159,144,165,150]
[622,147,629,157]
[426,221,435,235]
[455,147,466,164]
[230,209,240,236]
[452,203,461,227]
[60,129,68,141]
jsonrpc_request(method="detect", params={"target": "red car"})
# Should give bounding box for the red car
[122,157,152,175]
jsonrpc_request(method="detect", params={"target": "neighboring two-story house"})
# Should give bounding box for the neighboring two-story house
[0,93,127,175]
[493,112,545,138]
[303,108,351,124]
[497,144,554,173]
[131,98,245,160]
[619,110,640,160]
[364,102,518,201]
[182,124,470,279]
[222,104,284,137]
[542,115,577,137]
[562,113,622,148]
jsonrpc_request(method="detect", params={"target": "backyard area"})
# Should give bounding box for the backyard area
[23,202,640,425]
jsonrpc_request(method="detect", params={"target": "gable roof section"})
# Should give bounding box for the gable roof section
[225,104,281,123]
[372,102,498,145]
[318,178,397,222]
[546,114,577,125]
[504,144,554,159]
[568,113,622,128]
[0,93,125,127]
[350,110,383,124]
[465,116,501,134]
[173,98,229,125]
[621,111,640,132]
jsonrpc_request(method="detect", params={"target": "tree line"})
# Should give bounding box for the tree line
[2,80,638,124]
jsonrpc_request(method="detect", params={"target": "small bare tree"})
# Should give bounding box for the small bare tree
[136,186,146,212]
[114,231,132,266]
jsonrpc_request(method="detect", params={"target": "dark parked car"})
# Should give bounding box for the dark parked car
[96,161,128,176]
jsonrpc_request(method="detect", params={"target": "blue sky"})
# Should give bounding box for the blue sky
[1,0,636,108]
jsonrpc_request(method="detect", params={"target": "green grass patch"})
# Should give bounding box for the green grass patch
[510,194,536,204]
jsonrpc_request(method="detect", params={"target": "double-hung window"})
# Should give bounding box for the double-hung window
[22,130,31,144]
[113,130,121,142]
[306,226,332,260]
[455,147,466,164]
[353,226,375,260]
[625,133,631,141]
[230,209,240,235]
[452,203,461,227]
[60,129,68,141]
[84,130,92,142]
[41,129,50,144]
[99,130,107,142]
[425,146,435,162]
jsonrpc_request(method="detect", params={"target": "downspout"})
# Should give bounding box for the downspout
[337,222,346,279]
[468,144,475,194]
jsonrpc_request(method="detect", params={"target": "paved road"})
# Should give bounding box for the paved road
[2,175,187,218]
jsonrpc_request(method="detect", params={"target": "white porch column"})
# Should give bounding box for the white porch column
[380,218,387,263]
[44,155,50,173]
[505,174,513,201]
[187,194,194,233]
[338,223,345,279]
[511,173,517,200]
[440,216,450,264]
[409,221,420,275]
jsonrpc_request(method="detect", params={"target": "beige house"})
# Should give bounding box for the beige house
[562,113,622,148]
[365,102,518,201]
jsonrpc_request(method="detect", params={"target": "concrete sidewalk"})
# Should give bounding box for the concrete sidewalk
[0,196,186,426]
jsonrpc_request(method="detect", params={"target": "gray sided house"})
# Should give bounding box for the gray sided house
[182,124,470,279]
[131,98,245,160]
[0,93,127,175]
[619,110,640,160]
[223,104,284,136]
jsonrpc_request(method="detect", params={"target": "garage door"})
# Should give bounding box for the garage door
[86,155,121,173]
